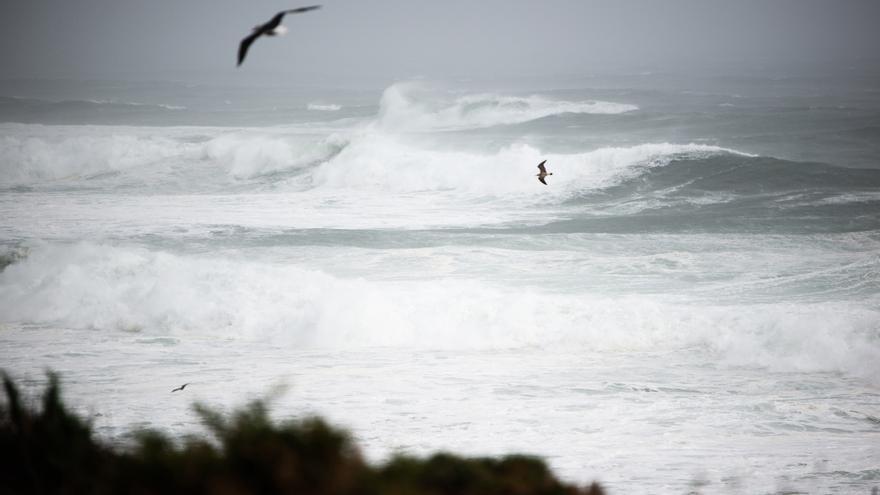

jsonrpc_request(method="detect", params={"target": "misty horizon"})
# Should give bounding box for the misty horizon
[2,0,880,83]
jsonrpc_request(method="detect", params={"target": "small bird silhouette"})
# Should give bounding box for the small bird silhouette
[238,6,321,66]
[171,383,189,393]
[537,160,553,185]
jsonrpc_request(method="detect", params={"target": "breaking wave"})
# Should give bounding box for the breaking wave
[376,82,637,130]
[6,116,876,233]
[0,129,191,184]
[0,242,877,382]
[0,125,348,186]
[0,83,645,189]
[201,132,347,179]
[313,134,741,197]
[0,121,740,197]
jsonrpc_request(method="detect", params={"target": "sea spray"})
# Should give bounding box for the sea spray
[377,82,638,130]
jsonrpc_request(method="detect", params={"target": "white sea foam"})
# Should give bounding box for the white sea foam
[377,82,637,130]
[86,99,186,110]
[307,103,343,111]
[815,191,880,205]
[1,243,877,382]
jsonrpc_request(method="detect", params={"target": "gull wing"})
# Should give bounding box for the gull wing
[284,5,321,14]
[537,160,547,174]
[538,176,548,185]
[238,31,262,66]
[265,11,288,30]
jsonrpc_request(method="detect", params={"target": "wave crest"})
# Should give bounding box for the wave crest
[314,133,740,198]
[377,82,637,130]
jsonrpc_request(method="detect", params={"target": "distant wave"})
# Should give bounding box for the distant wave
[80,99,187,111]
[0,95,186,111]
[376,82,637,130]
[2,242,877,381]
[307,103,342,112]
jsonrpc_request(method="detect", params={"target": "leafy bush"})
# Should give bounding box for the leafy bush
[0,372,604,495]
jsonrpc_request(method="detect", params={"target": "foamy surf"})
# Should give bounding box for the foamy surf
[1,242,877,383]
[1,121,743,200]
[2,77,879,494]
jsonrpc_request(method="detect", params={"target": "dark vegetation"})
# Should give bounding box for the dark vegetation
[1,372,605,495]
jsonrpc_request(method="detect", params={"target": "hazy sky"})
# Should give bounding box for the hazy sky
[1,0,879,81]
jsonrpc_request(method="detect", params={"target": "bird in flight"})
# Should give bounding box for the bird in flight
[238,6,321,67]
[171,383,189,393]
[536,160,553,185]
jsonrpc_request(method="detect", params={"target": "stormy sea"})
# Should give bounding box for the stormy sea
[1,72,878,493]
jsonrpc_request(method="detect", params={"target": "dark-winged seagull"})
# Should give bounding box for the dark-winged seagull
[238,6,321,67]
[171,383,189,393]
[537,160,553,185]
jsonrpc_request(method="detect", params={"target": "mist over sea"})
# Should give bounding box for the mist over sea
[1,72,879,493]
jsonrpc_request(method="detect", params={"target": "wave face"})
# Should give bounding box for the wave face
[200,132,347,180]
[557,154,880,233]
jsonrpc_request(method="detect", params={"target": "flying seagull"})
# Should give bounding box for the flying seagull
[537,160,553,185]
[171,383,189,393]
[238,6,321,67]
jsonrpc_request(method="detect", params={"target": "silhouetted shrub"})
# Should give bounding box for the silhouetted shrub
[0,372,605,495]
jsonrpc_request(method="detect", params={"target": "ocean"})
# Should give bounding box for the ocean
[1,73,879,493]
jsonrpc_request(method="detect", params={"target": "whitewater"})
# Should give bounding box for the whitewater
[1,77,879,494]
